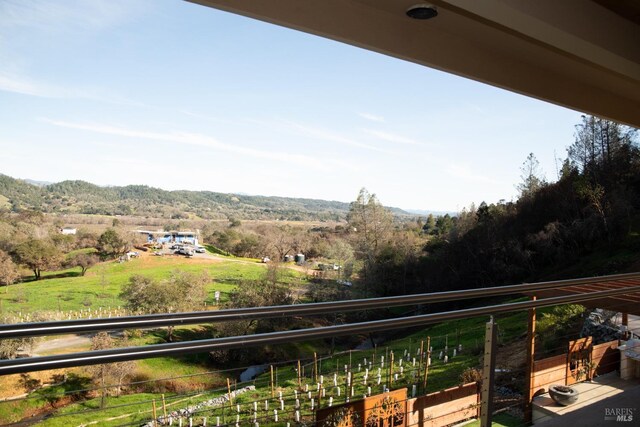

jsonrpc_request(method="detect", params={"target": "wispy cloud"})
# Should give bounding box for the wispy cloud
[0,72,98,99]
[358,112,385,123]
[276,120,394,154]
[0,72,147,106]
[362,129,423,146]
[463,102,488,115]
[103,156,150,167]
[0,0,148,34]
[446,163,500,185]
[40,118,352,171]
[181,110,233,125]
[0,1,150,104]
[0,73,42,97]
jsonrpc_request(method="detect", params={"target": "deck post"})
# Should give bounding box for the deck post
[524,296,536,425]
[480,316,497,427]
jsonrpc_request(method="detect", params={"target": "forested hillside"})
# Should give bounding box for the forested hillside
[0,175,409,221]
[363,116,640,296]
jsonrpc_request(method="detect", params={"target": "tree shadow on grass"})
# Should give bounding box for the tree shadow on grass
[143,325,216,343]
[141,326,218,366]
[22,271,82,283]
[204,245,231,256]
[34,373,92,410]
[44,271,82,280]
[172,325,216,342]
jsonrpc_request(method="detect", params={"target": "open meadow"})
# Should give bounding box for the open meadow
[0,252,312,424]
[0,252,305,317]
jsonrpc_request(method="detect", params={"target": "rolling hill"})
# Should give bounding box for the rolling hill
[0,173,412,221]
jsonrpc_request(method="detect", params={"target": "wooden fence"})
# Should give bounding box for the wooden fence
[316,388,407,427]
[316,383,479,427]
[567,337,592,386]
[530,338,619,395]
[407,382,479,427]
[592,340,619,376]
[532,354,567,394]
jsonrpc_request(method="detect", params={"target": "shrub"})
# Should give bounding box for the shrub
[460,367,482,385]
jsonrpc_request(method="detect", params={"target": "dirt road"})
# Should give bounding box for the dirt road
[31,334,92,356]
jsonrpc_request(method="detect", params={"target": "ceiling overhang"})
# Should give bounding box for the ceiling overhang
[188,0,640,128]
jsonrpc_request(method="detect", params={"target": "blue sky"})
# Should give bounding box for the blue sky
[0,0,583,212]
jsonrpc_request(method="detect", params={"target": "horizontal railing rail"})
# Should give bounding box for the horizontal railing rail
[1,272,638,339]
[1,283,638,376]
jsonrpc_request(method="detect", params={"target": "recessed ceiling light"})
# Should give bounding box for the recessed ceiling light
[406,4,438,20]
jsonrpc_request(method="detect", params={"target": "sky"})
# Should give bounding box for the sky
[0,0,584,213]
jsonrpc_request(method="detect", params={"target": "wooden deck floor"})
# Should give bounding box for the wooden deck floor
[533,373,640,425]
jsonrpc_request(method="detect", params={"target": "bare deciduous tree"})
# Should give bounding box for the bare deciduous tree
[347,188,393,295]
[0,249,20,292]
[86,332,135,409]
[517,153,545,199]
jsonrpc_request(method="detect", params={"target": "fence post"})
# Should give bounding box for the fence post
[480,316,497,427]
[152,399,158,427]
[271,365,275,398]
[162,393,168,424]
[422,336,430,392]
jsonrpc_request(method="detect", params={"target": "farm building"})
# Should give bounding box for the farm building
[137,230,200,246]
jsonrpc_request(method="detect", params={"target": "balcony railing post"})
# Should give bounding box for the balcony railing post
[524,296,536,425]
[480,316,497,427]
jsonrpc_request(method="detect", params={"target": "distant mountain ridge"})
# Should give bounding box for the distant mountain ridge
[0,173,413,221]
[24,179,53,187]
[406,209,457,217]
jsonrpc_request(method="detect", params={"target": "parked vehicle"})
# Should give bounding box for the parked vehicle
[176,247,195,256]
[195,246,206,253]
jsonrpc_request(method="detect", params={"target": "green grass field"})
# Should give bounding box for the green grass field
[0,255,544,426]
[39,392,199,427]
[0,255,308,424]
[0,255,304,316]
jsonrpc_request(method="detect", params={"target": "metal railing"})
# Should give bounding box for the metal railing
[1,272,639,426]
[2,271,639,339]
[1,275,639,375]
